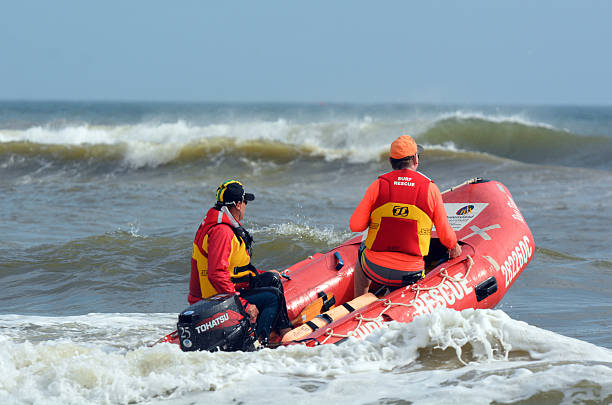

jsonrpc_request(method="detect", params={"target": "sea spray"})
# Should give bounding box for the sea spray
[1,310,611,405]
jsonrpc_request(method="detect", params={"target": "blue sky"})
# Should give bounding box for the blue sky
[2,1,611,105]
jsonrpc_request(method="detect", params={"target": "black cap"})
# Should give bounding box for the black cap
[216,180,255,205]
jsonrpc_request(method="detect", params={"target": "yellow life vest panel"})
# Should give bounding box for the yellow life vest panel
[189,207,256,302]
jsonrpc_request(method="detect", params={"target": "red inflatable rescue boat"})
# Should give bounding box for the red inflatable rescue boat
[156,178,534,351]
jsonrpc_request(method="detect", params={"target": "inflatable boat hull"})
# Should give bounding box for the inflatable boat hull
[157,178,534,350]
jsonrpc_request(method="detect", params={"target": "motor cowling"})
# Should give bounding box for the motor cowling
[177,293,255,352]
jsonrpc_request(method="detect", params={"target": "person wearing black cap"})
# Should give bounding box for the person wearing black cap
[188,180,292,345]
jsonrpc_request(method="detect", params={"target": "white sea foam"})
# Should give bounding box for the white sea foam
[438,109,557,129]
[0,309,610,405]
[255,222,353,246]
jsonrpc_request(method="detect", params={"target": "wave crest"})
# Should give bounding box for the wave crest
[1,112,610,171]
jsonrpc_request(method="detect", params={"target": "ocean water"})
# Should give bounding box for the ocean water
[1,102,611,404]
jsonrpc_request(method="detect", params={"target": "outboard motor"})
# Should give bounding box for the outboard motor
[177,293,255,352]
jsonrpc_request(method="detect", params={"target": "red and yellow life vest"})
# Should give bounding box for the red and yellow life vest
[189,207,256,302]
[364,170,435,257]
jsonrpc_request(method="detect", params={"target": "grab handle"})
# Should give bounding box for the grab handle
[334,252,344,270]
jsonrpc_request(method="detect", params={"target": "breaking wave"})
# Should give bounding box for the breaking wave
[1,111,610,172]
[421,116,612,168]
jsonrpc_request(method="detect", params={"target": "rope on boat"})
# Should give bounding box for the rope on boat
[409,255,474,300]
[317,255,474,345]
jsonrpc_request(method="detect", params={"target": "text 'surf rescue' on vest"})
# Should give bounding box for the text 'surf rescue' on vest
[394,176,415,187]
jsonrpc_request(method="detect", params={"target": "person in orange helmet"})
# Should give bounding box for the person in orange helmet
[350,135,462,297]
[188,180,292,344]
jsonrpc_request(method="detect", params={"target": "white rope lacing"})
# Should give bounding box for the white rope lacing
[316,255,474,345]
